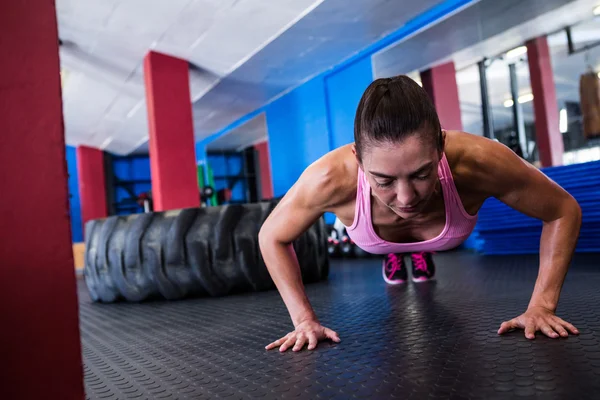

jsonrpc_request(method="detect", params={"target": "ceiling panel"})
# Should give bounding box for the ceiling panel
[206,113,267,152]
[62,76,121,146]
[191,0,447,139]
[373,0,600,77]
[104,0,192,39]
[56,0,323,155]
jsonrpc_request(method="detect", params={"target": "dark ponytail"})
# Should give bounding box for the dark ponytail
[354,75,442,161]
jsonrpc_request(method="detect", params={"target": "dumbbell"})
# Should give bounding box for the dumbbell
[327,227,340,257]
[340,235,353,257]
[202,186,215,198]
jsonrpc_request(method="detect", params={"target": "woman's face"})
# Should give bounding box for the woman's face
[357,134,442,218]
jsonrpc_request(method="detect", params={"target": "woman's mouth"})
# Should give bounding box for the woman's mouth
[398,206,418,213]
[391,201,421,213]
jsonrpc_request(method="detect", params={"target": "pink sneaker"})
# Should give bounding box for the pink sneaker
[411,252,436,282]
[382,253,408,284]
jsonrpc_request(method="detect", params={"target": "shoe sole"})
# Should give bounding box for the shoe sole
[382,267,407,285]
[412,276,435,283]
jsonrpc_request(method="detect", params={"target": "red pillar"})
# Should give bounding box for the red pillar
[0,1,85,399]
[420,61,464,131]
[77,146,108,228]
[144,51,200,211]
[255,141,274,200]
[527,36,564,167]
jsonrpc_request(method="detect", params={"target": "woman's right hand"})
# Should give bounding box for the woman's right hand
[265,319,341,352]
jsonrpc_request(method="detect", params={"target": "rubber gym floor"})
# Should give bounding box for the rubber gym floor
[80,250,600,399]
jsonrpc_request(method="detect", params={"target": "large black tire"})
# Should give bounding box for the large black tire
[83,220,101,302]
[293,228,316,283]
[185,207,228,297]
[121,213,158,302]
[233,204,273,291]
[84,199,328,303]
[96,216,121,302]
[315,218,330,280]
[148,209,198,301]
[107,216,130,302]
[212,205,249,294]
[143,212,187,301]
[164,208,204,298]
[140,212,171,299]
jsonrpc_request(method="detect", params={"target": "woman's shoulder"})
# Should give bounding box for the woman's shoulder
[293,144,359,210]
[445,129,517,165]
[443,129,528,194]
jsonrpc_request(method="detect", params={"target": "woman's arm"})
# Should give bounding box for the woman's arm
[468,137,581,339]
[258,160,346,351]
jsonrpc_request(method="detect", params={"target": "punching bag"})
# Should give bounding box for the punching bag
[579,71,600,139]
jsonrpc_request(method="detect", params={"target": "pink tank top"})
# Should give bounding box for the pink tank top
[344,153,478,254]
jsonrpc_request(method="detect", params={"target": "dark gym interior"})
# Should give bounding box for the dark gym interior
[3,1,600,399]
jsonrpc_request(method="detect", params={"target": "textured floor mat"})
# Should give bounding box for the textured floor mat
[79,250,600,399]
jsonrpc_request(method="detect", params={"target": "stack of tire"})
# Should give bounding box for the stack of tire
[83,199,329,303]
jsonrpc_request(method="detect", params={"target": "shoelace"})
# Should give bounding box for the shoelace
[386,253,402,275]
[412,252,429,273]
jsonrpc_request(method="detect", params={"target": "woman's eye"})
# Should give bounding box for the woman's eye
[375,180,393,188]
[415,174,430,181]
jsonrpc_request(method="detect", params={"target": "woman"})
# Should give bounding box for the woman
[258,75,582,352]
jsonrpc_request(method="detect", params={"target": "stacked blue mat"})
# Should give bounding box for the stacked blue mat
[465,160,600,255]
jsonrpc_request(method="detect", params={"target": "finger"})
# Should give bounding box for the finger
[497,319,518,335]
[265,336,286,350]
[279,335,297,352]
[307,332,319,350]
[525,324,536,340]
[540,324,559,339]
[551,322,569,338]
[324,328,341,343]
[555,317,579,335]
[292,335,307,352]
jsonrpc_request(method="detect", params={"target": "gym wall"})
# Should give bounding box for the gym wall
[207,153,247,203]
[266,75,331,197]
[324,57,374,149]
[110,155,152,215]
[264,57,374,224]
[66,145,83,243]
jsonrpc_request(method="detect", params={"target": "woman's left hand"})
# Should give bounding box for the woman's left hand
[497,306,579,339]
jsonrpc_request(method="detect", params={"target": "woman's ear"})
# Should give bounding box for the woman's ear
[351,143,362,166]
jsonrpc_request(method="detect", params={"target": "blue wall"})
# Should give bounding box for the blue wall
[206,153,246,203]
[325,57,374,149]
[266,75,331,197]
[112,155,152,215]
[66,146,83,243]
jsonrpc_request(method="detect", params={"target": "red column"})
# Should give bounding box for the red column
[0,1,85,399]
[420,61,463,131]
[255,141,274,199]
[144,51,200,211]
[77,146,108,228]
[527,36,564,167]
